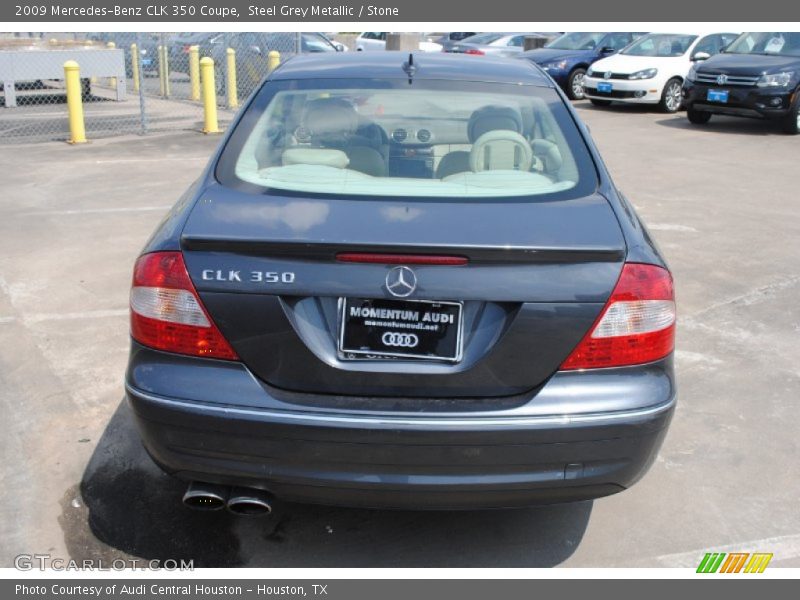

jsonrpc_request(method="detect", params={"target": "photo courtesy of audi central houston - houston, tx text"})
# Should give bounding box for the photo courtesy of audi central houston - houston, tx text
[1,1,799,588]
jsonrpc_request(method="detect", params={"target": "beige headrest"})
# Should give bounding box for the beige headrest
[469,130,533,173]
[282,148,349,169]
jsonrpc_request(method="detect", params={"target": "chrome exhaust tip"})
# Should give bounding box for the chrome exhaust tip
[226,487,273,516]
[182,482,229,511]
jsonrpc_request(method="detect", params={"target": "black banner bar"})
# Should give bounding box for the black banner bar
[3,0,800,22]
[3,579,798,600]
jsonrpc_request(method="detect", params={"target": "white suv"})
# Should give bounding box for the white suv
[355,32,443,52]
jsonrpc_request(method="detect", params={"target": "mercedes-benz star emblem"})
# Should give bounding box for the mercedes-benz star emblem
[385,266,417,298]
[716,74,728,85]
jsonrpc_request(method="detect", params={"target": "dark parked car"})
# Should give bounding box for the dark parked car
[683,32,800,134]
[211,32,339,93]
[446,32,558,57]
[519,32,646,100]
[87,32,160,77]
[126,52,676,513]
[167,31,223,72]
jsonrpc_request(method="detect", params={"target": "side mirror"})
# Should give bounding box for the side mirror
[599,46,615,54]
[692,51,711,61]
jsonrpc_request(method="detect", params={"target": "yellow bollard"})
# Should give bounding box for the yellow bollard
[200,57,220,134]
[226,48,238,109]
[64,61,87,144]
[189,45,200,101]
[163,45,170,96]
[130,43,140,92]
[267,50,280,74]
[106,41,117,89]
[158,45,170,97]
[158,45,165,96]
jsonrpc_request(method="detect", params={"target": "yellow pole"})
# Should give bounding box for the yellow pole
[64,60,87,144]
[158,45,165,96]
[130,43,140,92]
[106,41,117,89]
[189,45,200,101]
[226,48,238,109]
[200,57,220,134]
[267,50,280,74]
[162,45,170,96]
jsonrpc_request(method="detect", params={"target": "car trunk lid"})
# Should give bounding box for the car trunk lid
[180,185,626,399]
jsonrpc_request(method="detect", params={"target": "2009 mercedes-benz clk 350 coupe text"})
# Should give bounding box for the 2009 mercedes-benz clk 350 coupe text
[126,53,676,514]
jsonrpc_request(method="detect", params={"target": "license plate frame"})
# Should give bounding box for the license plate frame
[707,89,729,103]
[338,297,464,363]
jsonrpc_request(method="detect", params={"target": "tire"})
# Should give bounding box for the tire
[780,95,800,135]
[590,98,612,107]
[687,108,712,125]
[660,78,683,113]
[566,68,587,100]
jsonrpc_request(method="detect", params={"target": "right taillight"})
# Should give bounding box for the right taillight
[130,252,239,361]
[464,49,485,56]
[560,263,675,370]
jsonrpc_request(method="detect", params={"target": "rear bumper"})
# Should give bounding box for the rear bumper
[126,345,676,509]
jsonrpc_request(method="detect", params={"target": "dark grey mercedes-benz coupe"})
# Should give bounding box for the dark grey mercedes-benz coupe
[126,52,676,514]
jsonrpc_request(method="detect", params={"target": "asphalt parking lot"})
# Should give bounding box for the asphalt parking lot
[1,102,798,568]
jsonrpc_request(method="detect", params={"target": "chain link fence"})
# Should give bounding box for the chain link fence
[0,32,303,143]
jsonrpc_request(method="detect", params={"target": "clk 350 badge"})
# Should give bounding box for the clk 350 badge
[201,269,296,283]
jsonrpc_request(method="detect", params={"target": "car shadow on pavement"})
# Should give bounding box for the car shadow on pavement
[654,114,782,136]
[62,400,593,568]
[574,100,656,114]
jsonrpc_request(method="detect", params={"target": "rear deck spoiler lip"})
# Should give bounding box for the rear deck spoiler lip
[179,236,626,264]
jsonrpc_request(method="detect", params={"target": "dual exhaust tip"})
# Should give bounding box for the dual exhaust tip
[183,482,273,516]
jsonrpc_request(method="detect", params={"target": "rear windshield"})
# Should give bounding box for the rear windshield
[725,32,800,57]
[622,34,697,57]
[547,32,607,51]
[216,78,597,200]
[462,33,503,45]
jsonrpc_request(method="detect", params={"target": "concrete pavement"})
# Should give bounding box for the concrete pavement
[0,103,798,568]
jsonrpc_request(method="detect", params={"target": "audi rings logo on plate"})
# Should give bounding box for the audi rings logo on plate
[381,331,419,348]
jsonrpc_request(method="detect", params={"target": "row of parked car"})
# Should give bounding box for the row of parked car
[516,31,800,134]
[355,31,800,134]
[88,31,800,134]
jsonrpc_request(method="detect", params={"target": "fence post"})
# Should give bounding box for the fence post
[135,32,148,135]
[200,57,220,134]
[64,60,87,144]
[226,48,238,109]
[130,43,140,92]
[267,50,280,74]
[189,45,200,101]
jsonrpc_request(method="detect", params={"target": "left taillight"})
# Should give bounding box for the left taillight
[130,252,239,360]
[560,263,675,370]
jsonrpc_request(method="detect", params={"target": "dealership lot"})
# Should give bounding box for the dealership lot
[1,103,798,567]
